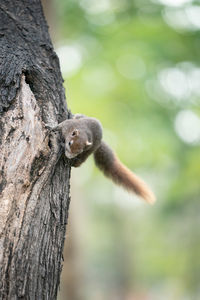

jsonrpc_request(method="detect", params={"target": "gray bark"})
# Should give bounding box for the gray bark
[0,1,71,299]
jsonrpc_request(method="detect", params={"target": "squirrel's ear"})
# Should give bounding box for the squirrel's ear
[73,113,86,119]
[85,141,92,146]
[72,129,79,136]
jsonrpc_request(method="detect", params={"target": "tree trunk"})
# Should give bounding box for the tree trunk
[0,1,71,299]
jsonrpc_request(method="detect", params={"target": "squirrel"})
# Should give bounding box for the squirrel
[52,114,156,204]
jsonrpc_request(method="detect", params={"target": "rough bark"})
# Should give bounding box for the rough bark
[0,1,71,299]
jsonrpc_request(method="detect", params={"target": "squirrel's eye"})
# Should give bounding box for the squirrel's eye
[69,140,73,147]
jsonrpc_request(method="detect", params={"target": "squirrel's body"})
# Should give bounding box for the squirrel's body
[54,114,155,204]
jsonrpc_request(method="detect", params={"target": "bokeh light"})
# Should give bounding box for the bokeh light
[175,110,200,144]
[56,44,83,76]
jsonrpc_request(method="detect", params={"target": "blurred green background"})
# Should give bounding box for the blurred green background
[44,0,200,299]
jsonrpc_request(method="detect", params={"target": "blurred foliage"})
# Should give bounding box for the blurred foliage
[53,0,200,299]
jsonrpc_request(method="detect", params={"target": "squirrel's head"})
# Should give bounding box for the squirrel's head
[64,128,92,158]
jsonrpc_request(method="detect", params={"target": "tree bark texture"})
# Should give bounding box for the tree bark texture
[0,1,71,299]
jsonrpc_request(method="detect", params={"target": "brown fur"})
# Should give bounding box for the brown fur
[56,115,156,204]
[94,142,155,204]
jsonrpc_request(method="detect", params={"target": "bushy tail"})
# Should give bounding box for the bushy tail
[94,141,156,204]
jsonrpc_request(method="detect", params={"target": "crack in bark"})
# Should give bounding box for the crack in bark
[0,75,70,299]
